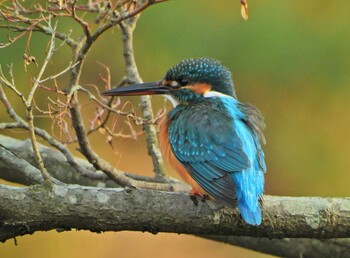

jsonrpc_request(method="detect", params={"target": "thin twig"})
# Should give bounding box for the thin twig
[0,65,26,104]
[24,19,60,182]
[119,8,166,177]
[0,86,26,125]
[1,0,169,186]
[27,21,57,105]
[70,1,92,39]
[0,144,61,185]
[91,0,167,42]
[0,85,96,180]
[39,61,79,83]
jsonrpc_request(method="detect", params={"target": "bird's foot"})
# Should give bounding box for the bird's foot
[189,188,209,206]
[189,188,204,197]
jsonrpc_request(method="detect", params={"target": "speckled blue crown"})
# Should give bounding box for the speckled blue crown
[164,58,236,98]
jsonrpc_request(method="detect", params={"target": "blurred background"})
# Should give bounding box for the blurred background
[1,0,350,257]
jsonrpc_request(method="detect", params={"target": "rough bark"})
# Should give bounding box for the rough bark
[2,135,350,257]
[0,135,189,192]
[1,182,350,243]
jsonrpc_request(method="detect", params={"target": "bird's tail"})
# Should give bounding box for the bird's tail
[236,197,262,225]
[231,169,264,225]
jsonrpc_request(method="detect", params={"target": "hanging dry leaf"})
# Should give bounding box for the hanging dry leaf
[240,0,249,20]
[23,53,37,71]
[98,127,106,134]
[106,135,116,150]
[58,0,65,9]
[123,0,137,12]
[106,135,113,144]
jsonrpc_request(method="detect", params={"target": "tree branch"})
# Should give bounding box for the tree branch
[1,183,350,243]
[64,0,167,186]
[1,1,347,256]
[0,135,189,192]
[119,8,166,178]
[1,134,350,256]
[25,19,58,182]
[0,144,43,185]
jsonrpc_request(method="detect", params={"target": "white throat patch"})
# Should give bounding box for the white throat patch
[203,91,227,98]
[163,95,179,107]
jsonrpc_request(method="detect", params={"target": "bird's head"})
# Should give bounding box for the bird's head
[101,58,236,102]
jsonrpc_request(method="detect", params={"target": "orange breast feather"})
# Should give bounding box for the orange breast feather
[158,115,206,196]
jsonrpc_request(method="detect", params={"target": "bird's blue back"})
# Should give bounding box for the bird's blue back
[168,93,266,225]
[221,96,266,225]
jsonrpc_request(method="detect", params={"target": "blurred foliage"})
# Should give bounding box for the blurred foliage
[1,0,350,257]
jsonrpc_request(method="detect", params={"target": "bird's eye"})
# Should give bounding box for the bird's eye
[170,81,180,88]
[178,79,189,86]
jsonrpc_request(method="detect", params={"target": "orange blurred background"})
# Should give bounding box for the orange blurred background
[1,0,350,257]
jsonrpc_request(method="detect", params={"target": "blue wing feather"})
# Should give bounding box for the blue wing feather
[168,96,266,225]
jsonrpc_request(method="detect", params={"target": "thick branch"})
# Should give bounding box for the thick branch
[0,135,188,191]
[1,184,350,243]
[0,144,43,185]
[0,135,115,187]
[1,136,350,256]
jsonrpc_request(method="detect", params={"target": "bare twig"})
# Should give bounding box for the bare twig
[0,0,169,186]
[0,75,93,182]
[119,5,166,177]
[91,0,167,41]
[31,23,76,48]
[0,65,26,103]
[69,2,92,39]
[104,125,144,139]
[24,20,61,182]
[39,61,79,83]
[1,61,52,181]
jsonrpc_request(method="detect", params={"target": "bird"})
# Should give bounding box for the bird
[101,58,266,225]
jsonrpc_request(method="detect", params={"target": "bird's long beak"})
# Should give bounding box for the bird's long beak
[100,81,170,96]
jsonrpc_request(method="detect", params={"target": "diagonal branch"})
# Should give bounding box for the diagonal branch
[0,144,44,185]
[0,84,106,182]
[65,0,168,186]
[0,144,61,185]
[119,10,166,178]
[0,135,189,192]
[25,20,59,182]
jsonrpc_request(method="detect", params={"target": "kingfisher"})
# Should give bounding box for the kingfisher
[101,58,266,225]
